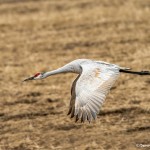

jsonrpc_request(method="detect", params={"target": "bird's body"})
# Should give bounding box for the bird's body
[23,59,150,123]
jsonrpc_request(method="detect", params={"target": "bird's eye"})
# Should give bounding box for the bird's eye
[70,66,74,71]
[40,72,45,77]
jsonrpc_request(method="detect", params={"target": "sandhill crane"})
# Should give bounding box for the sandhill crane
[23,59,150,123]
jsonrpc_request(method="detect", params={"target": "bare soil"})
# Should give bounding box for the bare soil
[0,0,150,149]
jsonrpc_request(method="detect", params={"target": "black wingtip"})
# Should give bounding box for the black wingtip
[120,69,150,75]
[75,115,79,122]
[67,107,72,116]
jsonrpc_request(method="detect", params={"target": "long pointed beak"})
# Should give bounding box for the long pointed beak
[23,76,34,82]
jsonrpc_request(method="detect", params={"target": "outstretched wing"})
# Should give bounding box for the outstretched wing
[70,62,120,123]
[67,75,80,118]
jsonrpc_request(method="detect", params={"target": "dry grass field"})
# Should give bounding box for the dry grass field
[0,0,150,149]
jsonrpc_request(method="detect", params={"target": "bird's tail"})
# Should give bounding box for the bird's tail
[119,67,150,75]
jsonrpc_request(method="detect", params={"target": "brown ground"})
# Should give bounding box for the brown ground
[0,0,150,150]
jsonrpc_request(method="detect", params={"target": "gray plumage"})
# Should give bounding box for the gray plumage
[23,59,150,123]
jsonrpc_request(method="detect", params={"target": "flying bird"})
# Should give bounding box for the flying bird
[23,59,150,123]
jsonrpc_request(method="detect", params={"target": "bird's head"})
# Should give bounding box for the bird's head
[23,72,44,82]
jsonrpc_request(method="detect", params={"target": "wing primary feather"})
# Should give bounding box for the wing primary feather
[91,98,101,109]
[71,106,75,118]
[78,108,83,119]
[81,114,84,123]
[68,75,80,118]
[86,105,97,120]
[88,101,99,113]
[75,115,79,122]
[86,107,93,122]
[67,107,72,115]
[85,108,91,123]
[82,109,87,122]
[91,111,97,120]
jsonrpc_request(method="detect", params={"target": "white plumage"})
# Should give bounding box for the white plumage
[73,62,120,122]
[23,59,150,123]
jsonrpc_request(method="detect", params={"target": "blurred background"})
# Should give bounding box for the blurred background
[0,0,150,149]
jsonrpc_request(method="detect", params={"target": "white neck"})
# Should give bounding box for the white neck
[43,64,73,78]
[42,59,86,79]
